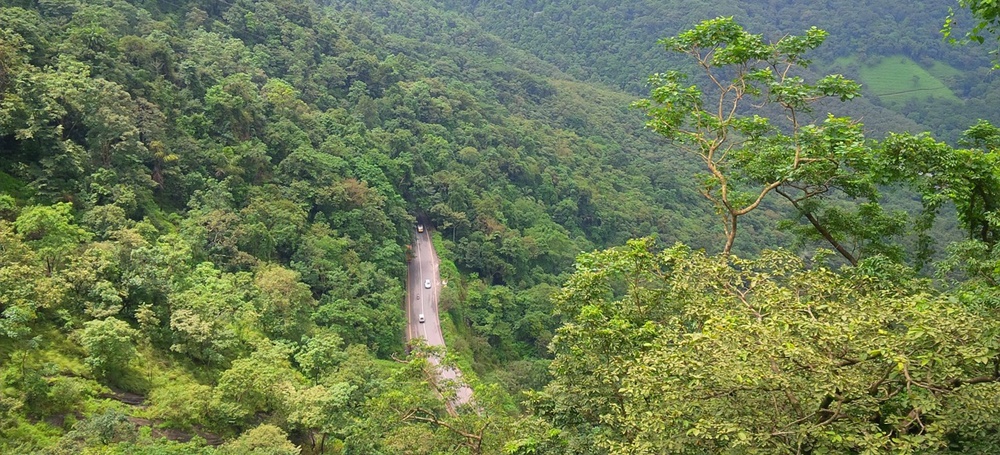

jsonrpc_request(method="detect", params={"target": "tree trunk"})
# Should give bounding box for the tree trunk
[723,215,737,254]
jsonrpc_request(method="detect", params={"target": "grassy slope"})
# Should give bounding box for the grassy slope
[0,170,30,200]
[836,55,962,105]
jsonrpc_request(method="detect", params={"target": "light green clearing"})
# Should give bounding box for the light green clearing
[0,170,27,198]
[833,55,961,105]
[926,59,962,81]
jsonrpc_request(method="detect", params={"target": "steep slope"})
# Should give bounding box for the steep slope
[431,0,999,140]
[0,0,721,451]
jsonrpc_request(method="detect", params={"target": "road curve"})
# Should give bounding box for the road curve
[406,228,473,407]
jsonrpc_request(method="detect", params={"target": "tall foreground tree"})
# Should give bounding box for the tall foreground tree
[539,238,1000,453]
[634,17,868,258]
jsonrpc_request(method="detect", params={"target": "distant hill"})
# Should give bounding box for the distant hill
[427,0,999,141]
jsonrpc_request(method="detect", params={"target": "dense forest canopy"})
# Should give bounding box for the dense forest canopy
[2,0,1000,453]
[432,0,1000,142]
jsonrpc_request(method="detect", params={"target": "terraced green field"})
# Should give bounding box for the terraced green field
[833,55,961,106]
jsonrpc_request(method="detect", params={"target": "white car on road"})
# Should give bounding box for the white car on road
[424,279,432,289]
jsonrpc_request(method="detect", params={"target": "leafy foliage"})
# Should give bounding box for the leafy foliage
[79,317,138,379]
[540,239,1000,453]
[636,18,878,260]
[2,0,1000,453]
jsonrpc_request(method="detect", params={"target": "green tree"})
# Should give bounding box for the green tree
[205,73,265,142]
[14,203,93,275]
[289,224,350,296]
[239,196,308,261]
[63,243,127,319]
[50,409,138,451]
[168,262,254,365]
[146,381,213,431]
[79,317,138,379]
[876,121,1000,246]
[253,263,315,340]
[294,329,348,381]
[634,18,865,258]
[220,423,300,455]
[0,221,64,341]
[212,342,299,427]
[285,382,355,453]
[541,238,1000,453]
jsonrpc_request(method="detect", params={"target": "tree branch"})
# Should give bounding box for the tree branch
[776,188,858,265]
[403,407,488,454]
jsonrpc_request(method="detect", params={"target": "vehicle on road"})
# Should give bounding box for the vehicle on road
[424,279,432,289]
[417,224,424,233]
[418,313,425,323]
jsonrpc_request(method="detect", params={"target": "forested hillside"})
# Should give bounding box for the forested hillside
[433,0,1000,141]
[0,0,724,452]
[4,0,1000,453]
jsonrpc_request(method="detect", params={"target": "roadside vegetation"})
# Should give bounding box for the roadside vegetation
[4,0,1000,453]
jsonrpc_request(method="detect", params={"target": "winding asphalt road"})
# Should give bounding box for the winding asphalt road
[406,228,473,408]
